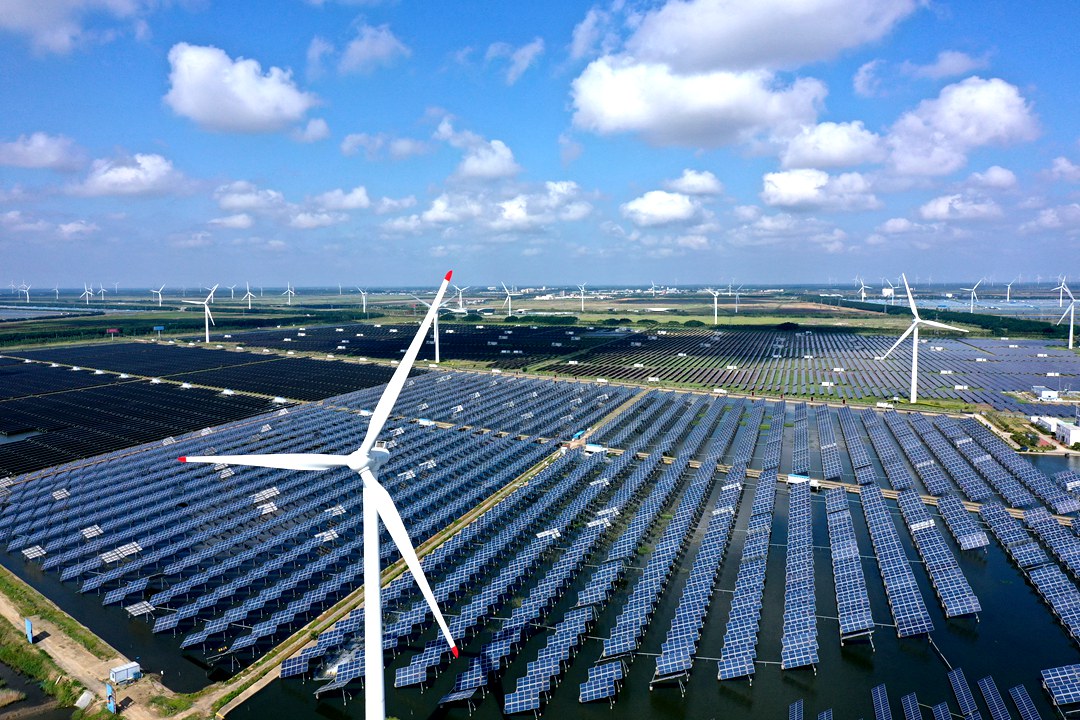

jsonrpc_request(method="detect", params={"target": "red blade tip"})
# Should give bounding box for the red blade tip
[178,456,187,463]
[444,270,453,281]
[451,645,459,658]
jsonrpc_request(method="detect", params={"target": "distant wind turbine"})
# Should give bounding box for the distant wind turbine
[578,283,587,313]
[283,283,295,306]
[80,284,93,305]
[241,282,255,310]
[1055,280,1075,350]
[151,284,165,307]
[877,273,967,404]
[962,279,982,313]
[502,282,514,317]
[357,288,368,316]
[227,284,236,300]
[183,285,218,343]
[452,284,469,311]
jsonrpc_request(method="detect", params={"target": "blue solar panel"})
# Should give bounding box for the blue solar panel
[1008,685,1042,720]
[901,693,922,720]
[791,699,805,720]
[977,676,1011,720]
[873,684,893,720]
[1041,664,1080,707]
[949,668,982,719]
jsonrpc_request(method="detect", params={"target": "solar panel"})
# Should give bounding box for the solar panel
[932,703,952,720]
[791,699,805,720]
[1041,664,1080,707]
[901,693,923,720]
[977,677,1011,720]
[873,684,893,720]
[1008,685,1042,720]
[949,668,982,719]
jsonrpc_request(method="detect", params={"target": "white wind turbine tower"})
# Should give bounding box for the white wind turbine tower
[113,281,119,294]
[52,284,59,300]
[1006,278,1016,303]
[80,284,93,305]
[706,288,720,325]
[97,283,107,301]
[735,284,744,313]
[501,282,514,317]
[452,284,469,311]
[183,285,218,343]
[20,284,31,303]
[357,288,368,316]
[179,272,459,720]
[856,277,870,302]
[227,284,236,300]
[1055,280,1075,350]
[577,283,587,313]
[877,273,967,404]
[411,294,446,363]
[283,283,296,306]
[151,284,165,307]
[241,282,255,310]
[1059,275,1067,307]
[962,278,982,313]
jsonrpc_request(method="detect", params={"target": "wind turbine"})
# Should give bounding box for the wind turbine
[183,285,218,343]
[80,284,93,305]
[877,273,967,404]
[283,283,295,306]
[151,284,165,307]
[411,294,446,363]
[97,283,107,301]
[227,284,236,300]
[178,272,459,720]
[735,285,743,313]
[113,281,119,294]
[1055,280,1075,350]
[241,282,255,310]
[577,283,587,313]
[357,288,368,316]
[856,277,870,302]
[962,278,982,313]
[452,285,469,311]
[1059,276,1067,308]
[502,282,514,317]
[52,284,59,300]
[706,288,720,325]
[1006,278,1016,303]
[20,284,31,303]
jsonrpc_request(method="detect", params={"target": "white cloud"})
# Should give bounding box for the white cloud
[72,153,186,196]
[314,186,370,210]
[0,132,84,170]
[967,165,1017,189]
[1020,204,1080,234]
[434,118,520,180]
[214,181,286,211]
[421,194,484,224]
[388,137,429,158]
[761,169,879,210]
[209,213,254,229]
[918,193,1003,221]
[621,190,698,226]
[58,219,98,238]
[375,195,417,214]
[781,121,885,169]
[571,58,825,147]
[887,76,1039,176]
[904,50,989,80]
[853,59,883,97]
[339,24,410,74]
[624,0,916,72]
[341,132,428,159]
[486,37,545,84]
[306,37,334,80]
[1049,157,1080,182]
[292,118,330,143]
[570,7,616,60]
[665,169,724,195]
[0,0,151,54]
[341,132,382,158]
[2,210,49,233]
[878,217,919,233]
[289,211,346,229]
[164,43,317,133]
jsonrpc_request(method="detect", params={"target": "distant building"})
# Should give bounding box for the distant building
[1056,421,1080,447]
[1031,416,1060,434]
[1032,385,1060,402]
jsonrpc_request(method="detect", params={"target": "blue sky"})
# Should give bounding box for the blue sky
[2,0,1079,287]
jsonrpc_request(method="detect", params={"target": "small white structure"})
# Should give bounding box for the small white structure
[1032,385,1060,402]
[109,661,142,684]
[1057,421,1080,447]
[1031,416,1059,434]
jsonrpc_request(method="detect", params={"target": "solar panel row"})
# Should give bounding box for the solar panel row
[781,475,818,670]
[824,487,875,641]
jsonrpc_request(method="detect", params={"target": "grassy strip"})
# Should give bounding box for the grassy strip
[149,694,195,716]
[0,565,113,660]
[0,618,84,707]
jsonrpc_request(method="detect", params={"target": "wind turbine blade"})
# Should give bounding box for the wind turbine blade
[207,307,215,326]
[1060,305,1075,325]
[357,271,452,457]
[901,273,919,319]
[920,319,968,333]
[879,322,916,359]
[181,300,203,305]
[179,453,351,471]
[365,469,457,656]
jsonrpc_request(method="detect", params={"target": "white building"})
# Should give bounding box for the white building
[1056,421,1080,447]
[1032,385,1060,402]
[1031,416,1060,434]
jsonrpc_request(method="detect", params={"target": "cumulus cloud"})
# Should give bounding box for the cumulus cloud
[58,219,99,238]
[887,76,1039,176]
[340,132,429,159]
[1020,204,1080,234]
[967,165,1017,189]
[306,37,334,80]
[903,50,989,80]
[918,193,1003,221]
[434,117,521,180]
[486,37,545,84]
[571,59,825,147]
[570,7,617,60]
[2,210,50,233]
[289,211,346,229]
[292,118,330,143]
[72,153,186,196]
[0,0,151,54]
[314,186,370,210]
[0,132,84,170]
[339,24,410,74]
[761,169,880,210]
[621,190,698,226]
[781,121,885,169]
[853,59,883,97]
[665,169,724,195]
[209,213,254,229]
[214,181,286,211]
[624,0,916,72]
[1048,157,1080,182]
[164,43,317,133]
[374,195,417,214]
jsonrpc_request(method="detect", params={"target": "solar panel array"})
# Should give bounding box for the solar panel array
[504,606,595,715]
[792,402,810,475]
[934,417,1036,509]
[816,406,843,481]
[901,692,922,720]
[1009,684,1043,720]
[858,485,934,637]
[949,668,984,720]
[651,462,746,683]
[838,405,873,472]
[1044,662,1080,705]
[935,495,990,551]
[717,466,778,680]
[977,676,1011,720]
[960,418,1080,514]
[781,476,818,670]
[908,415,994,502]
[882,411,953,496]
[873,683,893,720]
[860,410,915,491]
[895,490,981,618]
[980,503,1080,644]
[824,487,875,641]
[1024,507,1080,582]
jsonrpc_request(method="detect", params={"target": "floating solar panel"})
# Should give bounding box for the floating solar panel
[791,699,805,720]
[1041,664,1080,707]
[901,693,923,720]
[873,684,893,720]
[1009,685,1042,720]
[977,676,1011,720]
[932,703,952,720]
[781,478,818,670]
[937,495,990,551]
[820,710,834,720]
[949,668,982,719]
